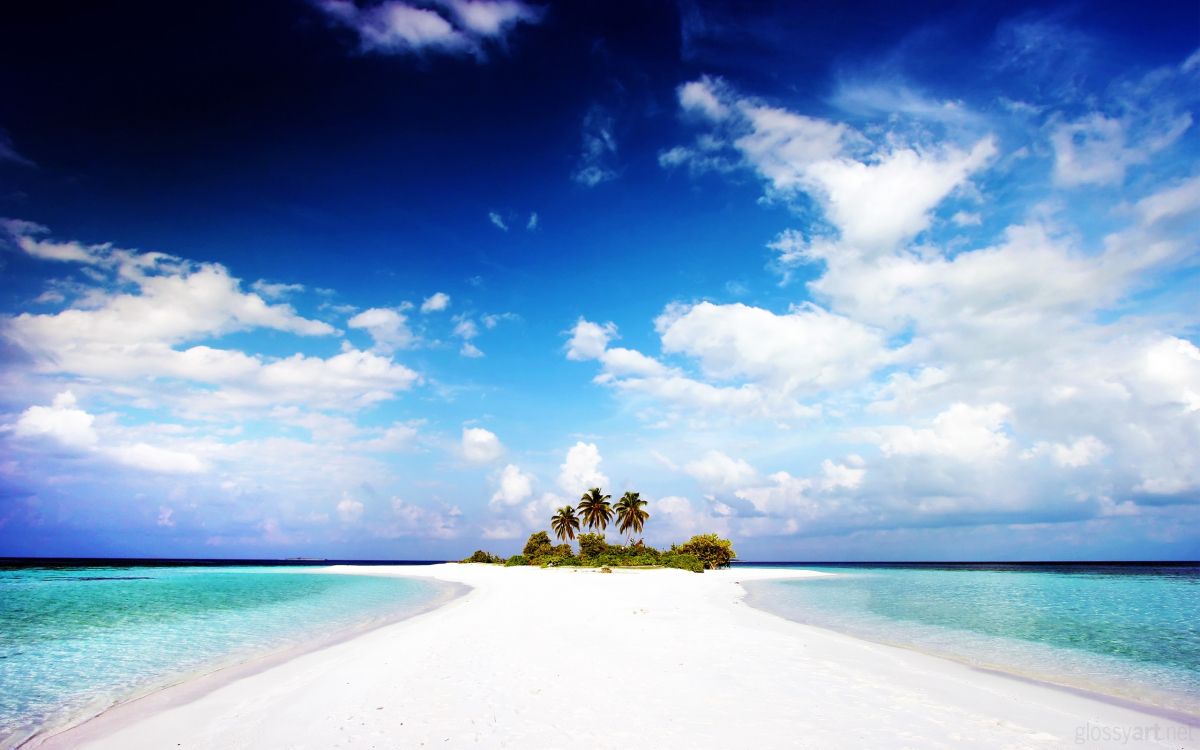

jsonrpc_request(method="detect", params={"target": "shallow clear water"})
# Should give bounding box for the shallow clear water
[0,566,445,748]
[744,564,1200,716]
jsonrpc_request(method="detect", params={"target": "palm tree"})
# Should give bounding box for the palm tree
[550,505,580,542]
[615,491,649,543]
[576,487,613,534]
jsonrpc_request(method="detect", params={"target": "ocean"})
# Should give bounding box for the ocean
[741,563,1200,716]
[0,561,449,748]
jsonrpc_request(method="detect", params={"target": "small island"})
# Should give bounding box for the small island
[459,487,735,572]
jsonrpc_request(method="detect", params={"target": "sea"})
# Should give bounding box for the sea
[740,562,1200,717]
[0,560,450,748]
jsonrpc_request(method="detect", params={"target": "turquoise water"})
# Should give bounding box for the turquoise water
[744,564,1200,716]
[0,566,447,748]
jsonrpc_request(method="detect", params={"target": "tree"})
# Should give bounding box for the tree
[550,505,581,542]
[614,491,649,543]
[674,534,736,569]
[576,487,613,533]
[523,531,553,558]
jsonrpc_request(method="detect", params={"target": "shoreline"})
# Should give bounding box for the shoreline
[26,574,469,750]
[33,564,1200,749]
[740,579,1200,728]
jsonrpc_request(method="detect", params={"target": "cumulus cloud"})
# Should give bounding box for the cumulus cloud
[565,318,616,361]
[420,292,450,313]
[657,301,887,394]
[557,442,607,495]
[348,307,415,352]
[315,0,543,58]
[566,315,821,423]
[3,224,421,414]
[461,426,504,463]
[684,450,758,490]
[9,392,206,474]
[12,391,99,449]
[490,463,534,507]
[662,78,996,253]
[860,403,1013,462]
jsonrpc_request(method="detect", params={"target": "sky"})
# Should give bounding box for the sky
[0,0,1197,561]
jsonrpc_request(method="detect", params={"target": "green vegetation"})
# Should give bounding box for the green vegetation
[460,550,504,564]
[522,531,553,558]
[461,487,736,574]
[576,487,614,533]
[673,533,736,570]
[550,505,580,542]
[614,491,648,542]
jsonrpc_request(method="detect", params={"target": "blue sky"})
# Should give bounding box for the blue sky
[1,0,1198,560]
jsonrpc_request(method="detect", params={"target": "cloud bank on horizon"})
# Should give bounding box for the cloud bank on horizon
[0,1,1197,560]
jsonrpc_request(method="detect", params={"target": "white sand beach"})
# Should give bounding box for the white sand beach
[38,565,1199,750]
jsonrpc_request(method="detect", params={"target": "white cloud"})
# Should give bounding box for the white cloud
[481,519,523,539]
[488,211,508,231]
[337,495,364,523]
[677,76,730,121]
[572,106,618,187]
[420,292,450,313]
[1136,175,1200,226]
[382,497,461,539]
[526,212,539,230]
[1051,112,1191,187]
[348,307,415,352]
[108,442,206,474]
[453,316,479,340]
[656,301,887,394]
[684,449,758,490]
[951,211,982,227]
[799,138,996,253]
[557,441,608,495]
[9,231,335,343]
[1027,436,1108,468]
[462,426,504,463]
[664,80,997,252]
[10,391,206,474]
[442,0,542,36]
[12,391,98,449]
[315,0,541,57]
[566,314,821,423]
[565,318,617,361]
[819,457,865,491]
[4,225,421,414]
[861,403,1013,462]
[490,463,534,507]
[460,342,484,358]
[251,280,304,299]
[733,103,850,190]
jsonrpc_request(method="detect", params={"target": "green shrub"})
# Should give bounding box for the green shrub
[577,533,609,559]
[522,531,553,558]
[673,534,736,569]
[661,552,704,573]
[504,554,529,567]
[460,550,504,564]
